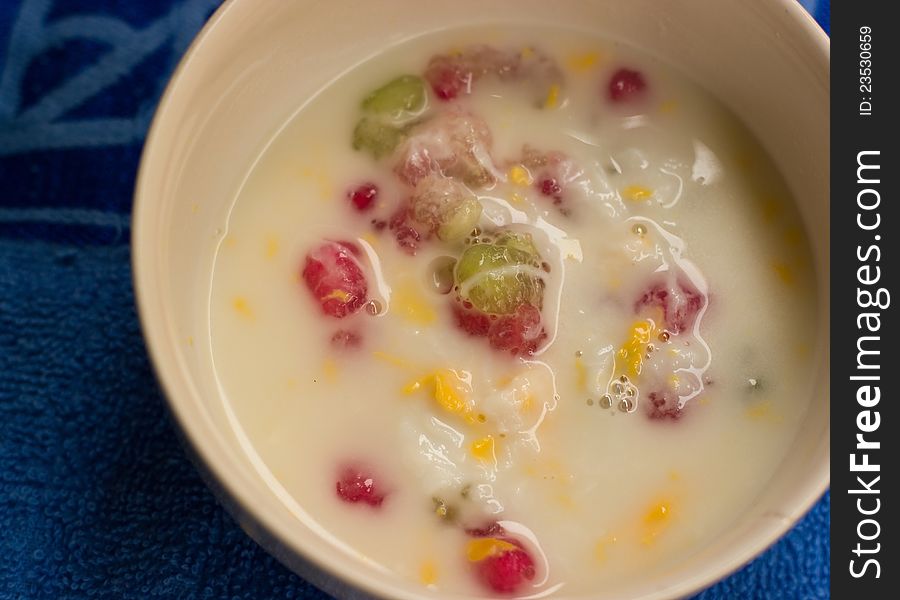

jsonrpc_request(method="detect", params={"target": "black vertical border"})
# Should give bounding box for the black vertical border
[831,2,897,597]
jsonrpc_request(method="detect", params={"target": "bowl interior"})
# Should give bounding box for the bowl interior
[133,1,829,598]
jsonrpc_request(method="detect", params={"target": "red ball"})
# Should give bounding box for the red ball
[608,68,647,102]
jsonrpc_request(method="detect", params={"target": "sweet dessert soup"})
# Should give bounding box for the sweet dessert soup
[209,26,818,598]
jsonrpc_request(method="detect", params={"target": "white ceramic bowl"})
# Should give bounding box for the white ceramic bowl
[133,1,829,598]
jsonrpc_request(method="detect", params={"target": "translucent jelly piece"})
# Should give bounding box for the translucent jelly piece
[361,75,427,119]
[456,232,544,315]
[352,117,406,159]
[394,109,498,188]
[409,174,483,242]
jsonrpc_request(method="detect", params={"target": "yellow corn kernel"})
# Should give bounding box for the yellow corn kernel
[322,358,339,382]
[594,534,618,564]
[644,501,672,524]
[265,235,280,259]
[322,288,351,303]
[745,400,783,423]
[544,83,561,109]
[658,100,678,114]
[402,378,424,395]
[360,231,380,248]
[594,542,607,564]
[299,167,334,200]
[520,393,536,413]
[761,197,782,223]
[392,281,437,325]
[617,320,656,377]
[566,51,602,73]
[556,493,576,510]
[508,165,532,186]
[772,261,794,285]
[496,373,515,387]
[466,538,519,562]
[433,370,470,416]
[641,498,674,546]
[745,400,770,420]
[232,297,254,320]
[419,560,439,586]
[404,370,474,421]
[470,435,496,463]
[622,185,654,202]
[373,351,414,370]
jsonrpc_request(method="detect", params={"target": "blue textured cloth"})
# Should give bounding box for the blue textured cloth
[0,1,830,598]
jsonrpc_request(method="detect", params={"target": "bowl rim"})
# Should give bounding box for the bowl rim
[132,1,830,598]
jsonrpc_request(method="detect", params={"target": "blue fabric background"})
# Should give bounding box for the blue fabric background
[0,1,830,598]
